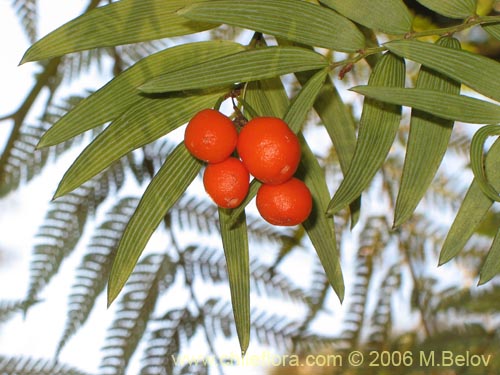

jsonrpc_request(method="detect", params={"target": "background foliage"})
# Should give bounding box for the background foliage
[1,0,500,374]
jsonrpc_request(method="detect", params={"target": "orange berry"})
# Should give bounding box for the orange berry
[184,108,237,163]
[203,157,250,209]
[256,178,312,226]
[237,117,300,185]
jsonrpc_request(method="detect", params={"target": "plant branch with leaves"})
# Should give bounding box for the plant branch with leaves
[1,0,500,374]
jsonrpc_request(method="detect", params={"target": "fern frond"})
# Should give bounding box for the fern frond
[251,260,310,305]
[252,308,336,352]
[344,216,393,352]
[11,0,37,44]
[202,299,235,340]
[171,197,220,237]
[113,40,167,69]
[176,363,209,375]
[292,258,331,349]
[60,50,107,84]
[0,300,26,324]
[24,163,122,308]
[100,254,175,375]
[55,197,139,357]
[0,95,91,198]
[139,308,199,375]
[182,246,310,305]
[366,264,402,350]
[434,284,500,315]
[245,216,298,247]
[172,194,298,246]
[418,323,500,353]
[420,171,469,214]
[142,139,177,172]
[398,214,447,261]
[204,299,336,353]
[340,232,379,349]
[448,127,472,159]
[0,356,91,375]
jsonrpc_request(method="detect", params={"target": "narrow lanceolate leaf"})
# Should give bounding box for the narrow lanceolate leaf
[439,137,500,265]
[244,78,289,119]
[218,208,250,355]
[107,144,202,305]
[139,46,328,94]
[479,228,500,284]
[351,86,500,124]
[21,0,217,63]
[39,41,244,147]
[319,0,413,34]
[385,39,500,102]
[295,70,361,226]
[483,23,500,41]
[415,0,476,19]
[394,37,462,227]
[299,134,344,302]
[470,125,500,202]
[179,0,365,52]
[54,90,223,198]
[328,53,405,215]
[283,68,329,133]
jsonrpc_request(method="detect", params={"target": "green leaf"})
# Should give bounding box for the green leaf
[38,41,244,147]
[328,52,406,215]
[385,39,500,102]
[299,134,345,302]
[415,0,476,18]
[470,125,500,202]
[284,68,329,133]
[394,36,462,227]
[179,0,365,52]
[439,137,500,265]
[107,143,202,305]
[244,78,289,119]
[139,46,328,94]
[218,208,250,355]
[54,90,223,198]
[295,70,361,227]
[479,227,500,285]
[351,86,500,124]
[319,0,413,34]
[483,23,500,41]
[21,0,217,63]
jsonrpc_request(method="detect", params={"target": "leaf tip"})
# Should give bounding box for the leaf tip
[35,137,49,150]
[437,255,450,267]
[19,51,33,66]
[476,276,487,287]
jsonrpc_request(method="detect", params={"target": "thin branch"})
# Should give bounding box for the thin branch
[328,14,500,74]
[167,218,226,375]
[0,0,103,179]
[402,246,432,338]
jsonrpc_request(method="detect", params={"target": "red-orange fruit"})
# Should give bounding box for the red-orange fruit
[236,117,300,185]
[184,108,237,163]
[203,157,250,209]
[256,178,312,226]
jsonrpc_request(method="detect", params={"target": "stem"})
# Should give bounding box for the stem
[168,222,226,375]
[402,246,432,338]
[329,14,500,73]
[0,0,103,181]
[0,57,61,178]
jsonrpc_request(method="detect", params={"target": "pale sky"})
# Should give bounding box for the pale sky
[0,2,481,374]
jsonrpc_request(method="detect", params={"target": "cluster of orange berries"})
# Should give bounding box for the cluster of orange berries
[184,108,312,226]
